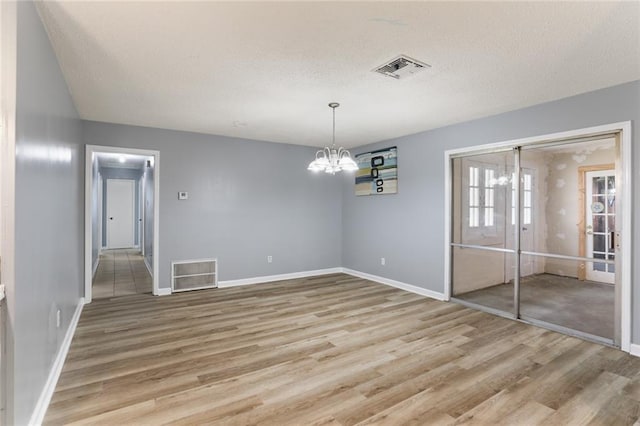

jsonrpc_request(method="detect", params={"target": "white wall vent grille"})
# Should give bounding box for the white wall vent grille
[373,55,430,80]
[171,258,217,292]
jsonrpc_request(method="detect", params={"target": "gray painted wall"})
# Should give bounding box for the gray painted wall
[82,121,343,290]
[13,1,84,423]
[341,80,640,342]
[12,0,639,422]
[100,167,143,247]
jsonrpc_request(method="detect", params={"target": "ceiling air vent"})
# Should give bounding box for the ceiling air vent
[373,55,430,80]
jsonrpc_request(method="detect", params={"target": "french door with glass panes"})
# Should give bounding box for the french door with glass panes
[585,170,616,284]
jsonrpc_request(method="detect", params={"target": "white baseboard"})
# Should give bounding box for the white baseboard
[144,257,153,277]
[216,268,445,303]
[218,267,343,288]
[29,297,85,426]
[342,268,446,301]
[156,287,172,296]
[92,258,99,278]
[629,344,640,358]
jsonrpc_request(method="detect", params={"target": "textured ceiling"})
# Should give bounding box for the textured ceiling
[37,2,640,148]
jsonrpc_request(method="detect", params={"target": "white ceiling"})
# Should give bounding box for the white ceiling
[37,2,640,149]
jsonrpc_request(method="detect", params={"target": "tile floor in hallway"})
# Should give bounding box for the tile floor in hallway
[92,249,152,299]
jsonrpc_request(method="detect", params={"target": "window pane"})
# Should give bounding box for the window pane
[470,207,479,227]
[593,252,606,272]
[485,207,494,226]
[608,254,615,273]
[607,195,615,214]
[591,195,605,214]
[469,187,478,206]
[592,176,606,194]
[593,234,606,252]
[485,169,494,185]
[470,167,478,186]
[592,215,606,233]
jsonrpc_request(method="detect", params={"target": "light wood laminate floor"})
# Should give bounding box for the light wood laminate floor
[46,274,640,425]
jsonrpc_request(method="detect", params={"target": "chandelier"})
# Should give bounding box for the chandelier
[307,103,358,174]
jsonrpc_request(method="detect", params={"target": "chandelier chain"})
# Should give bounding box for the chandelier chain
[307,102,358,174]
[332,104,336,147]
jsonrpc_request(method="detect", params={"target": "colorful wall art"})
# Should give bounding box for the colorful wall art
[355,146,397,196]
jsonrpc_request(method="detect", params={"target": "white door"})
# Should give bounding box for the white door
[107,179,135,249]
[585,170,615,284]
[505,168,536,280]
[519,169,535,276]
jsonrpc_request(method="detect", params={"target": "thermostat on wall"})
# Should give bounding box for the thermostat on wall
[178,191,188,200]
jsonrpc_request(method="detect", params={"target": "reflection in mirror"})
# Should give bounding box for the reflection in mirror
[451,150,515,315]
[519,137,616,259]
[519,255,614,340]
[452,247,514,313]
[451,151,514,249]
[451,136,617,342]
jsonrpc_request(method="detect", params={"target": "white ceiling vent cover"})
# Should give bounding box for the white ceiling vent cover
[373,55,431,80]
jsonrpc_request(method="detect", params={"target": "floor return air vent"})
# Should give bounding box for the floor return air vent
[171,258,217,292]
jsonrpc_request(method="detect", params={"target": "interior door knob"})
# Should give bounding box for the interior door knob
[109,217,113,220]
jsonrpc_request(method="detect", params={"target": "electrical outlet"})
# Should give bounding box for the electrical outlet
[267,255,273,263]
[381,257,386,266]
[56,309,61,328]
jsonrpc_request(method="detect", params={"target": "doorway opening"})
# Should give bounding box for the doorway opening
[85,146,160,302]
[444,122,631,352]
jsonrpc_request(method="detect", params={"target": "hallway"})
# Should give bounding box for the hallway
[92,249,152,299]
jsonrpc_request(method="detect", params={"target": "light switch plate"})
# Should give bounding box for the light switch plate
[178,191,188,200]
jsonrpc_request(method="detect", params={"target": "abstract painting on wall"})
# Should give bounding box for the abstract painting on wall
[355,146,397,196]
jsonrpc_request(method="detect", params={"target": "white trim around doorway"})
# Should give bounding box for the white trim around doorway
[84,145,161,302]
[443,121,632,354]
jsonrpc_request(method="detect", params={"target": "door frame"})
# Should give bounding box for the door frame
[105,179,136,249]
[444,121,632,353]
[0,1,16,422]
[85,145,160,302]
